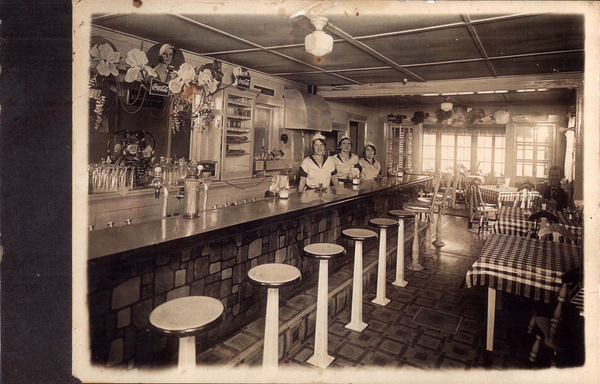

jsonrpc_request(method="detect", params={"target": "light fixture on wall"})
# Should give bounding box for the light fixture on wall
[305,17,333,57]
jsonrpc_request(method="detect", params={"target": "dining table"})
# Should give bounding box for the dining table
[464,233,582,351]
[478,184,540,207]
[492,206,583,244]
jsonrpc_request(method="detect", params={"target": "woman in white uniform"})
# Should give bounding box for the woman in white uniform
[359,141,381,180]
[298,133,338,191]
[332,135,361,180]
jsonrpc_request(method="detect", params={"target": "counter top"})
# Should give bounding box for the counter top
[87,174,431,259]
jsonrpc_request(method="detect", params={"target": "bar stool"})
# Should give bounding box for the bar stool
[366,219,395,306]
[404,176,442,264]
[248,263,302,370]
[303,243,346,368]
[418,176,452,248]
[149,296,224,373]
[388,210,415,287]
[343,228,378,331]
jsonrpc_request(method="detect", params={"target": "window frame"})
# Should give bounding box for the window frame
[514,122,557,179]
[420,126,506,176]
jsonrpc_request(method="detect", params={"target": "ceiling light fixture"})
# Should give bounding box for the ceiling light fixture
[441,97,453,111]
[305,17,333,57]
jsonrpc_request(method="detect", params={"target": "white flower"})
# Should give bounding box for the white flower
[168,63,196,94]
[90,43,121,77]
[124,49,157,83]
[197,69,213,86]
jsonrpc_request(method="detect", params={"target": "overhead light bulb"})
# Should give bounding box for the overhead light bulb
[305,17,333,57]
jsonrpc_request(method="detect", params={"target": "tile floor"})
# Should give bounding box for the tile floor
[236,214,585,371]
[152,213,585,374]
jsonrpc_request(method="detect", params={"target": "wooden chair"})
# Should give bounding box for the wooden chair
[528,211,560,239]
[529,267,583,366]
[450,172,465,208]
[539,223,578,244]
[518,181,535,191]
[466,178,481,229]
[468,181,498,234]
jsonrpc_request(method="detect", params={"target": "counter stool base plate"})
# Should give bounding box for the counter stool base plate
[345,321,368,333]
[372,297,391,306]
[421,249,436,258]
[307,353,335,369]
[392,278,408,287]
[407,263,424,271]
[433,240,446,247]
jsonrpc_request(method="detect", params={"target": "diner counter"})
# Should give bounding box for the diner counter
[88,174,432,259]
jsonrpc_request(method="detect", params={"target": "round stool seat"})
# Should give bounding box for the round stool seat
[403,202,431,212]
[304,243,346,259]
[343,228,378,240]
[417,196,444,205]
[388,209,414,219]
[368,218,397,228]
[150,296,224,335]
[248,263,302,288]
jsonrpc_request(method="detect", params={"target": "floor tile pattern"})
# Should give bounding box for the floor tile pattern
[195,214,584,371]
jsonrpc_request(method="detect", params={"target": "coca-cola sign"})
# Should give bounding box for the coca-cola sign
[236,76,251,90]
[149,79,170,96]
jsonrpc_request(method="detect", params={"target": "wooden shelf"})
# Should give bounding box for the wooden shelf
[221,88,256,180]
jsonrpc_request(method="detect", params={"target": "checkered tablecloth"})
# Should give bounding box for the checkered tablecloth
[465,233,582,303]
[492,206,583,244]
[479,185,540,206]
[461,175,486,186]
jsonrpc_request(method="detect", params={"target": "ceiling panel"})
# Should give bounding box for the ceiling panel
[406,60,494,81]
[92,9,585,109]
[277,72,357,87]
[181,14,308,47]
[320,13,465,38]
[474,14,585,57]
[326,68,413,85]
[492,52,584,77]
[369,27,481,66]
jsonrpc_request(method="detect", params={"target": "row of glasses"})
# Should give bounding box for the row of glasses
[89,162,135,193]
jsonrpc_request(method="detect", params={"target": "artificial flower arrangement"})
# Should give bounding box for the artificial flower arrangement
[168,60,228,133]
[90,40,247,135]
[89,42,121,130]
[124,48,158,85]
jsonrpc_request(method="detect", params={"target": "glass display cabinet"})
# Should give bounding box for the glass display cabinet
[220,88,259,180]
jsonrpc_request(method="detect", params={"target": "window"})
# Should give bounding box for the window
[515,123,555,178]
[440,134,456,172]
[420,126,505,176]
[422,133,436,173]
[456,135,472,172]
[477,133,505,177]
[385,124,414,174]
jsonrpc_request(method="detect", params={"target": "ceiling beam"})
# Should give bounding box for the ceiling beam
[324,22,426,82]
[171,13,363,85]
[317,72,583,98]
[462,14,498,78]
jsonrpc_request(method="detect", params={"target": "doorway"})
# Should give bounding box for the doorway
[349,120,365,155]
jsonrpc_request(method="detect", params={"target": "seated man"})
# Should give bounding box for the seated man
[538,165,570,211]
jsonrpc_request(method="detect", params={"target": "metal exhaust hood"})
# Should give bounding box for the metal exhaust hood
[283,89,332,131]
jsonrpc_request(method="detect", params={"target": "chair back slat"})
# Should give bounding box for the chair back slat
[538,224,578,243]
